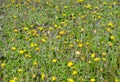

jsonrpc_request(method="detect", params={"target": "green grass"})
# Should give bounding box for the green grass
[0,0,120,82]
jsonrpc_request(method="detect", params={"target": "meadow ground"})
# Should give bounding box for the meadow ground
[0,0,120,82]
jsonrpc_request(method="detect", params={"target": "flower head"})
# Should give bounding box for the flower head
[17,68,23,73]
[67,78,74,82]
[68,61,73,67]
[33,61,38,65]
[110,36,115,40]
[108,22,114,27]
[94,58,100,62]
[11,47,16,51]
[77,0,84,3]
[72,70,77,75]
[91,53,95,58]
[90,78,96,82]
[52,59,57,63]
[78,43,83,48]
[19,50,24,54]
[41,73,45,80]
[41,38,46,43]
[10,79,15,82]
[1,63,5,68]
[52,76,56,81]
[33,74,36,78]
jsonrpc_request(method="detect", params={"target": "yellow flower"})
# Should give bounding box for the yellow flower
[62,14,66,16]
[52,76,56,81]
[86,42,89,45]
[17,68,23,73]
[15,4,20,7]
[10,79,15,82]
[11,0,15,3]
[113,1,117,5]
[36,47,40,51]
[81,28,84,31]
[14,16,17,19]
[84,4,92,9]
[52,59,57,63]
[27,0,30,2]
[13,29,18,32]
[69,44,74,48]
[102,58,106,61]
[103,2,107,5]
[41,38,46,43]
[56,35,61,39]
[108,5,112,9]
[59,31,65,36]
[19,50,24,54]
[90,78,95,82]
[91,53,95,58]
[115,79,119,82]
[33,61,38,65]
[30,43,37,47]
[102,52,106,56]
[25,54,31,58]
[77,0,84,3]
[64,41,68,44]
[78,43,83,48]
[108,22,114,27]
[94,58,100,62]
[107,28,111,33]
[38,27,43,31]
[54,24,58,28]
[67,78,74,82]
[1,63,5,67]
[67,61,73,67]
[64,6,68,9]
[41,73,45,80]
[49,27,53,30]
[72,70,77,75]
[97,16,101,19]
[33,74,36,78]
[23,27,28,31]
[80,15,85,19]
[110,36,115,40]
[11,47,16,51]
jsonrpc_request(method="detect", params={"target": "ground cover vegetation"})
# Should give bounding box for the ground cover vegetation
[0,0,120,82]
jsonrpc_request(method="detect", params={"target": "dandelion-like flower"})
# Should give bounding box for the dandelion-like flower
[52,59,57,63]
[78,43,83,48]
[77,0,84,3]
[41,73,45,80]
[68,61,73,67]
[52,76,56,81]
[72,70,77,75]
[90,78,96,82]
[1,63,5,68]
[11,47,16,51]
[91,53,95,58]
[19,50,24,54]
[17,68,23,73]
[94,58,100,62]
[10,79,15,82]
[33,61,38,65]
[67,78,74,82]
